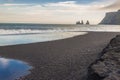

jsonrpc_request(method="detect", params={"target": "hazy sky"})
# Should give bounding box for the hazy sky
[0,0,119,24]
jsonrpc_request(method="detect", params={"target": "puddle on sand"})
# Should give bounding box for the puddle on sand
[0,57,32,80]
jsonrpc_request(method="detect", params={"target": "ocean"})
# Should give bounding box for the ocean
[0,23,120,46]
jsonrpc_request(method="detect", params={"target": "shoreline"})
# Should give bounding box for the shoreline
[0,31,87,47]
[0,32,120,80]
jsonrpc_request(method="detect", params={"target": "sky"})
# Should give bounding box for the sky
[0,0,119,24]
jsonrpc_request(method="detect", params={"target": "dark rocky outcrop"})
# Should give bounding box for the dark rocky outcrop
[100,10,120,25]
[87,35,120,80]
[86,20,90,25]
[76,20,84,25]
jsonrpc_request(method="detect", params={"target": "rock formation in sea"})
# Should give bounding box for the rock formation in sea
[76,20,84,25]
[81,20,84,24]
[76,21,81,24]
[87,35,120,80]
[86,20,90,25]
[100,9,120,25]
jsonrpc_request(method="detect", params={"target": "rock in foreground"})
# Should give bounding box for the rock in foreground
[87,35,120,80]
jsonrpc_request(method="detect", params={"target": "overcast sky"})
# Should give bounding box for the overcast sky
[0,0,119,24]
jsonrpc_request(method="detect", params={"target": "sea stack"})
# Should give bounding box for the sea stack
[86,20,90,25]
[81,20,84,24]
[76,21,81,24]
[76,20,84,25]
[100,9,120,25]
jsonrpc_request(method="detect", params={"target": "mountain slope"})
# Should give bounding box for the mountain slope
[100,10,120,25]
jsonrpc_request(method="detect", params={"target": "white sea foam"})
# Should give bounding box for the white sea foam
[0,25,120,46]
[0,29,56,35]
[0,25,120,35]
[0,32,88,46]
[0,29,78,35]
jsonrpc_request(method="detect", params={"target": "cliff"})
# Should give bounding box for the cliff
[100,10,120,25]
[87,35,120,80]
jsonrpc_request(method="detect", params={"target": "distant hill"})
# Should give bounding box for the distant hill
[100,10,120,25]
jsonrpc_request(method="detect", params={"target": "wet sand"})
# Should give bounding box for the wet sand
[0,32,119,80]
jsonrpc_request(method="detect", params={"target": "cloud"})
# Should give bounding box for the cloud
[100,0,120,10]
[0,0,117,24]
[0,3,33,6]
[43,0,113,10]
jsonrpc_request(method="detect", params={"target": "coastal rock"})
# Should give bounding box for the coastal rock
[100,10,120,25]
[87,35,120,80]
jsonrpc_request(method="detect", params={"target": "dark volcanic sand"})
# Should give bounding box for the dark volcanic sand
[0,32,119,80]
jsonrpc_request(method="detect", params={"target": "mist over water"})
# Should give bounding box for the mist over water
[0,24,120,46]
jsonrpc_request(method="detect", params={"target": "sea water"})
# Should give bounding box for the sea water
[0,57,32,80]
[0,23,120,46]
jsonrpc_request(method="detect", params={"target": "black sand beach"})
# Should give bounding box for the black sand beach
[0,32,119,80]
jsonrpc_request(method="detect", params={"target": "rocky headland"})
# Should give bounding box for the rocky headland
[87,35,120,80]
[100,10,120,25]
